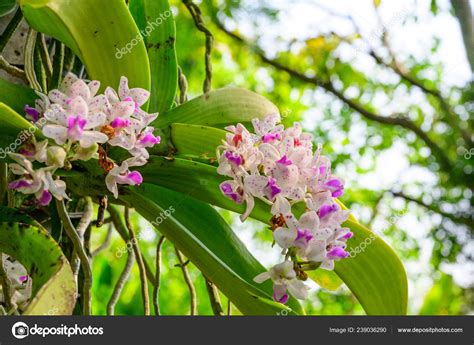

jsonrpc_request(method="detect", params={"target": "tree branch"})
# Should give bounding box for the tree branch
[204,276,224,315]
[183,0,214,94]
[175,248,197,315]
[451,0,474,73]
[153,235,166,316]
[56,200,92,315]
[390,190,474,229]
[124,207,150,315]
[107,250,134,315]
[360,11,473,147]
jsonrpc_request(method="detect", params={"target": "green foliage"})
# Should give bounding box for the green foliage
[120,184,302,315]
[0,0,16,17]
[154,87,279,128]
[20,0,150,94]
[129,0,178,113]
[0,207,76,315]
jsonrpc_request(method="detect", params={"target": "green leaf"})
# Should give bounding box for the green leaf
[0,0,16,16]
[334,220,408,315]
[0,102,44,161]
[120,184,302,315]
[0,78,38,114]
[169,123,225,158]
[307,269,344,291]
[0,207,76,315]
[154,88,279,129]
[19,0,150,97]
[139,156,408,314]
[129,0,178,113]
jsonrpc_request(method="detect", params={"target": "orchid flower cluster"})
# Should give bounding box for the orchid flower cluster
[8,73,160,205]
[217,114,352,304]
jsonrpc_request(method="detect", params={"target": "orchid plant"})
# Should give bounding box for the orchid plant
[0,0,407,316]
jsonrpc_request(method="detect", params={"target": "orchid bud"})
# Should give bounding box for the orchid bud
[46,146,66,167]
[73,143,98,161]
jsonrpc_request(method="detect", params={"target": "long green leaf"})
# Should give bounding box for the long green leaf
[20,0,150,96]
[170,123,225,159]
[0,78,38,114]
[334,220,408,314]
[129,0,177,113]
[154,88,279,128]
[139,156,408,314]
[120,184,302,315]
[0,207,76,315]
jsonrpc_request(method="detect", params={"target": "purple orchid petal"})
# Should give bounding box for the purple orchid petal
[220,183,243,203]
[138,133,160,147]
[126,171,143,185]
[318,203,338,218]
[273,292,289,304]
[123,96,140,111]
[276,155,292,166]
[319,165,326,175]
[110,117,131,128]
[67,115,87,140]
[325,178,344,197]
[37,190,52,206]
[264,177,281,200]
[272,284,289,304]
[339,232,353,240]
[19,275,28,283]
[262,133,281,143]
[327,247,349,259]
[296,229,314,243]
[24,105,40,122]
[18,148,35,157]
[8,180,32,190]
[224,151,243,166]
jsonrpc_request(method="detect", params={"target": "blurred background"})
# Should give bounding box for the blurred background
[83,0,473,315]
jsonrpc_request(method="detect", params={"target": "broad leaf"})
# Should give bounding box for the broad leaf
[307,269,344,292]
[129,0,178,113]
[0,78,38,114]
[120,184,303,315]
[334,220,408,315]
[20,0,150,98]
[0,207,76,315]
[154,88,279,129]
[139,156,408,315]
[0,0,16,16]
[169,123,226,159]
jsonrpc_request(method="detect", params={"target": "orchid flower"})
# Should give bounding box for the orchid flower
[42,98,108,147]
[7,153,68,205]
[9,74,160,206]
[254,261,310,303]
[105,156,147,198]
